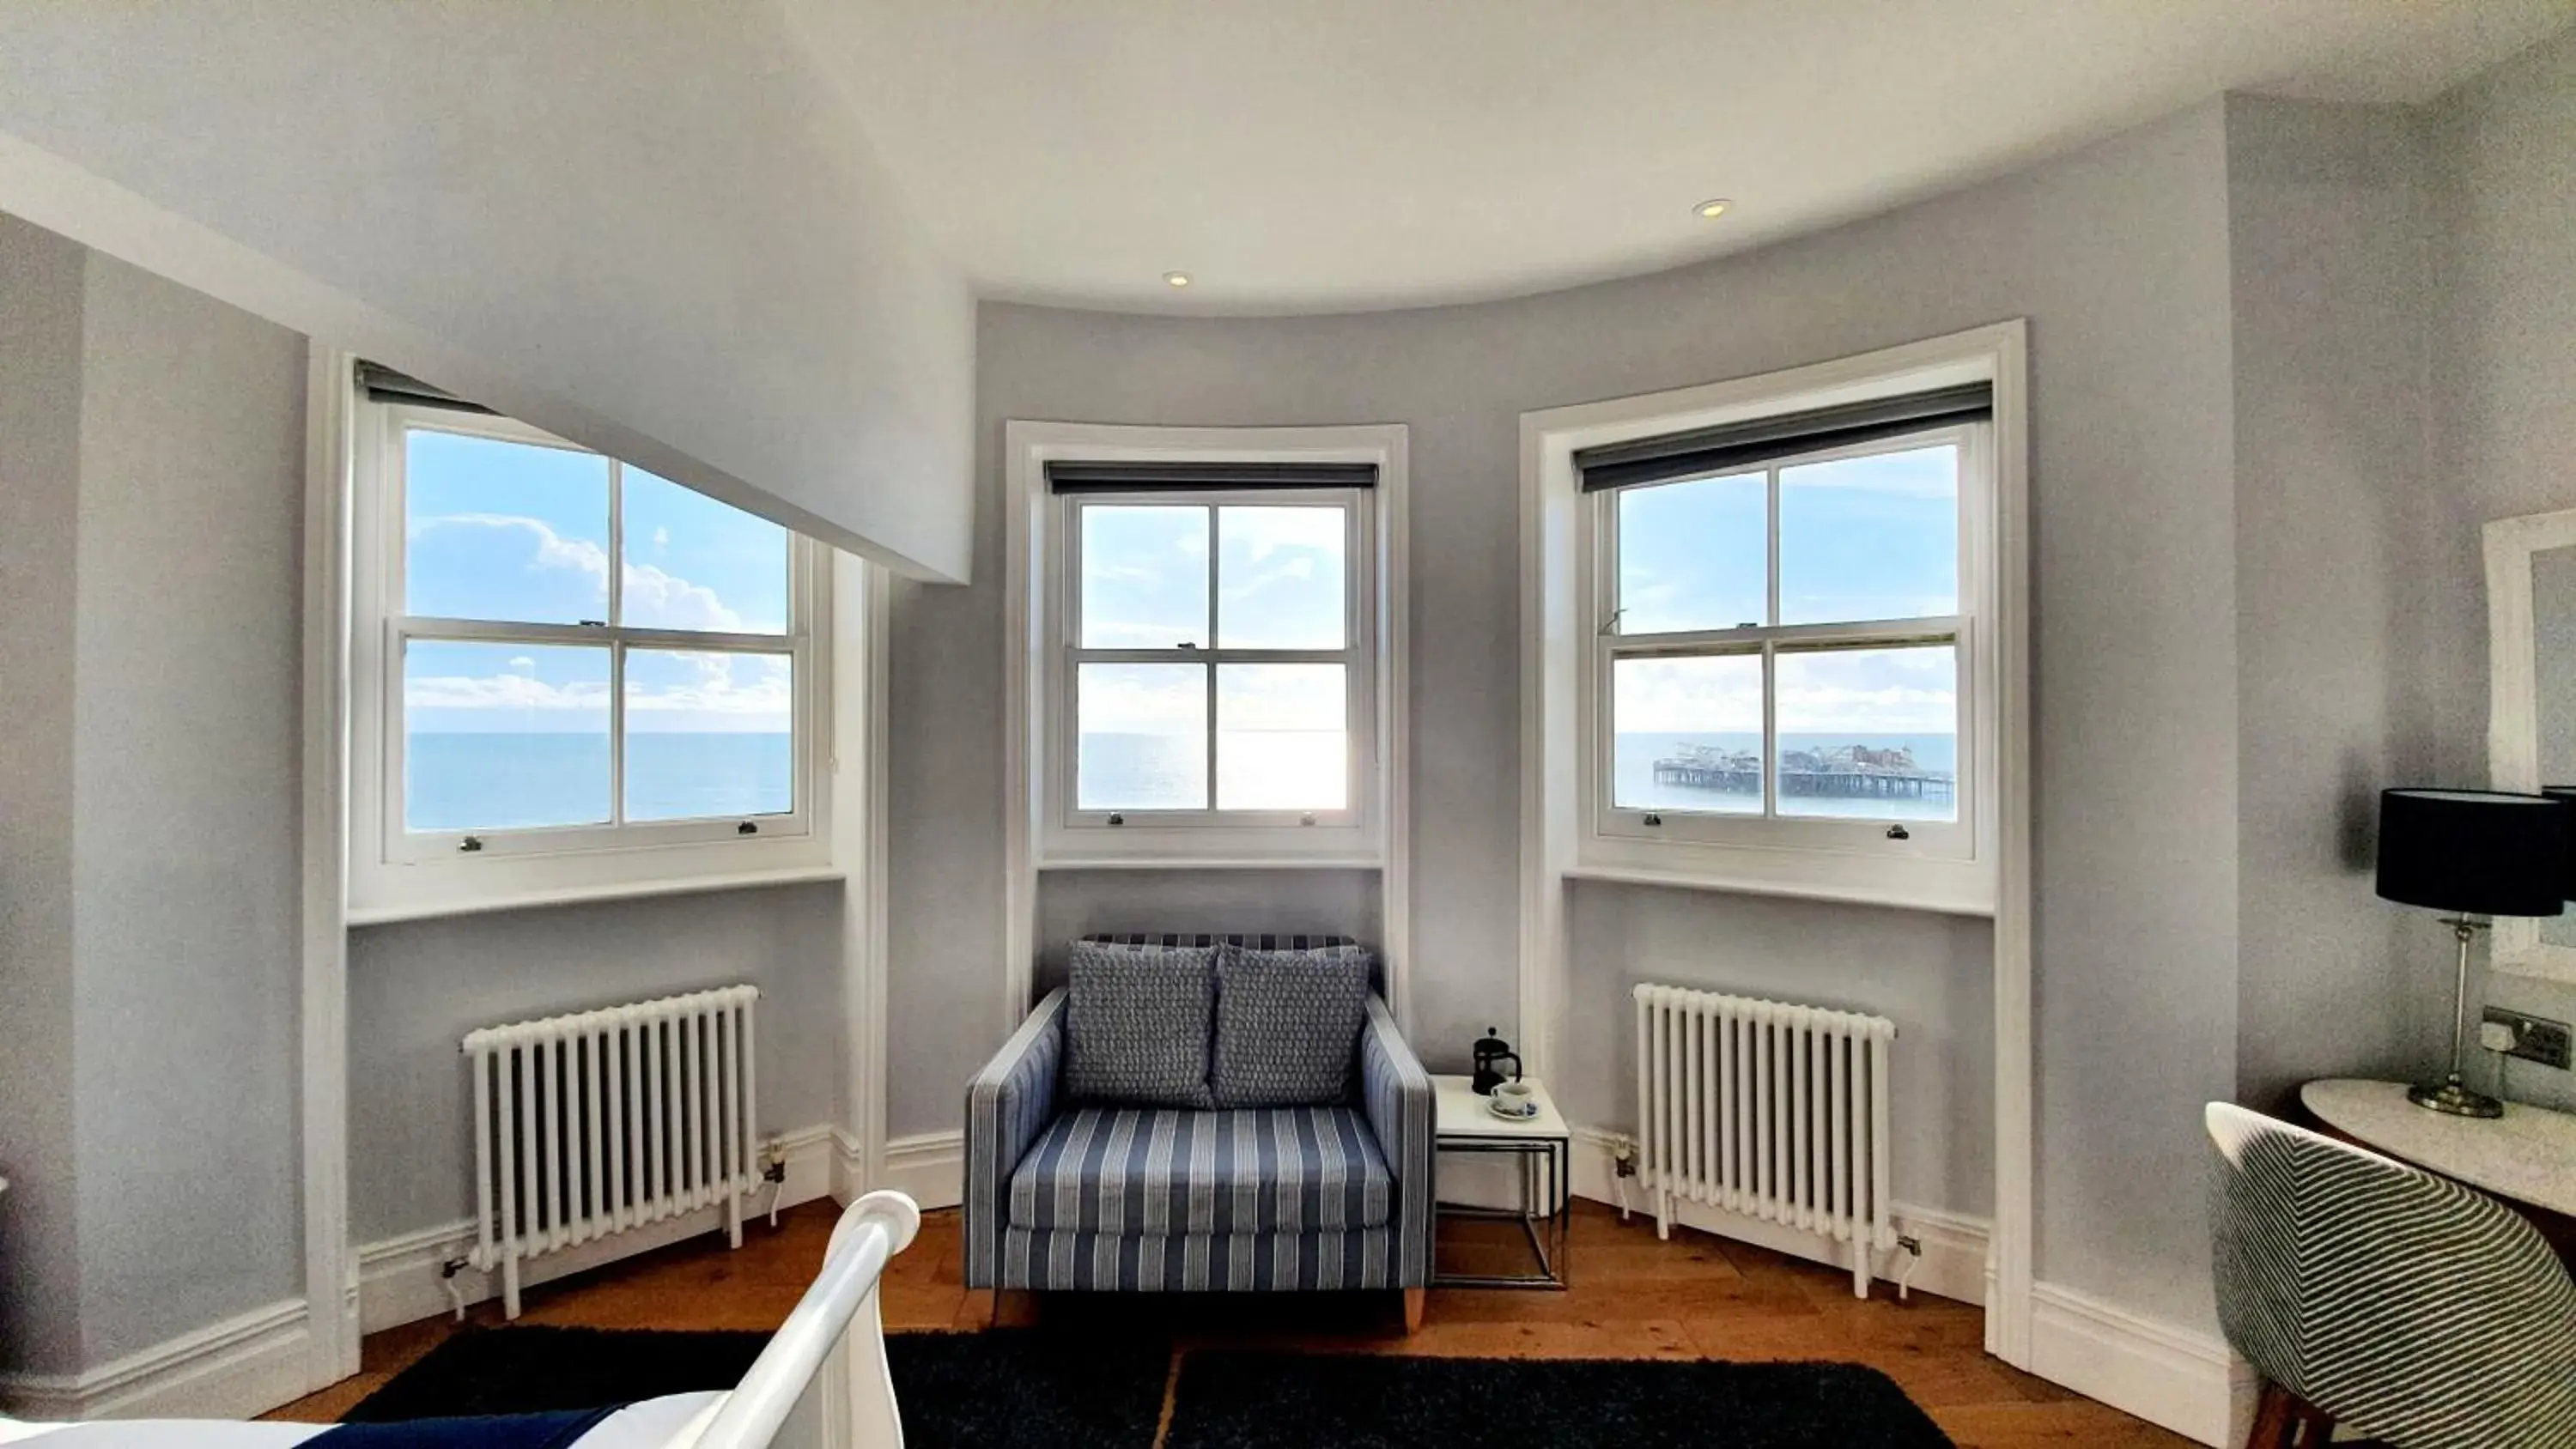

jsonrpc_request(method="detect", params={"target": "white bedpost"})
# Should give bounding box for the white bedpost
[676,1191,921,1449]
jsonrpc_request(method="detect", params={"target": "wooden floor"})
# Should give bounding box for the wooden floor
[270,1198,2195,1448]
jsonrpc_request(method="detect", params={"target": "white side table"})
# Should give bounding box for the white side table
[1431,1075,1571,1288]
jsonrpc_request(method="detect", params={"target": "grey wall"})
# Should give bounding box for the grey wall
[65,252,310,1366]
[1558,886,1995,1216]
[2223,96,2455,1112]
[0,213,91,1377]
[347,884,844,1242]
[1030,870,1383,997]
[0,227,310,1372]
[2425,23,2576,1110]
[897,103,2245,1326]
[0,2,975,580]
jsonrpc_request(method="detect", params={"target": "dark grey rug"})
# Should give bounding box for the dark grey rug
[344,1326,1172,1449]
[347,1327,1953,1448]
[1165,1352,1953,1449]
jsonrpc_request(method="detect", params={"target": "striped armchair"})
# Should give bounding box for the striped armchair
[963,937,1434,1324]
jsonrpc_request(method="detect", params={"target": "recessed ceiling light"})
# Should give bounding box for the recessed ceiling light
[1163,270,1193,288]
[1693,198,1734,220]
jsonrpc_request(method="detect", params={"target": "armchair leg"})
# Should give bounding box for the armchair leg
[2245,1383,2336,1448]
[1402,1287,1425,1335]
[991,1289,1041,1330]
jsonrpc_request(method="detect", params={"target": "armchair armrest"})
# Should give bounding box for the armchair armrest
[963,988,1067,1288]
[1359,994,1434,1288]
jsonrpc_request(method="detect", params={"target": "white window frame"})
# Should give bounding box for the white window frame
[1053,487,1376,839]
[347,397,834,922]
[1004,420,1413,1035]
[1524,330,2021,918]
[1588,422,1989,867]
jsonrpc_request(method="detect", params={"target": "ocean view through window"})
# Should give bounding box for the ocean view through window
[347,379,827,914]
[1029,445,1386,864]
[1585,417,1982,860]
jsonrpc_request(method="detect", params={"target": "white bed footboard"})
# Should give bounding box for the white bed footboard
[673,1191,920,1449]
[0,1193,921,1449]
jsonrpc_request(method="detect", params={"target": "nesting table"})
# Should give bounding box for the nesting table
[1431,1074,1571,1288]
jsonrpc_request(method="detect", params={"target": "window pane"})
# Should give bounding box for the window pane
[1077,663,1207,810]
[1778,443,1958,625]
[1612,653,1764,815]
[621,468,789,634]
[1081,506,1208,648]
[403,640,610,830]
[624,649,794,822]
[1217,664,1346,810]
[1616,473,1767,634]
[1218,506,1345,648]
[404,429,611,625]
[1775,645,1958,822]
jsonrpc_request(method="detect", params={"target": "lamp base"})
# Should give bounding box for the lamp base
[2409,1076,2505,1119]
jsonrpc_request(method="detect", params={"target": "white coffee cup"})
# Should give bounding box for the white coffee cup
[1492,1081,1537,1117]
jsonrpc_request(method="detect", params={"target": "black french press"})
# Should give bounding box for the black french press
[1470,1027,1522,1096]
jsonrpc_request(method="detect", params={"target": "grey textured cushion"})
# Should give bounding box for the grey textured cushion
[1210,943,1373,1108]
[1064,941,1218,1108]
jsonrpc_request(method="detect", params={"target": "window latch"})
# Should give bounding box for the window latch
[1886,824,1911,841]
[1299,813,1317,827]
[578,618,606,627]
[1643,812,1663,828]
[738,821,759,836]
[458,834,484,853]
[1108,812,1126,827]
[1596,608,1625,638]
[1176,641,1200,651]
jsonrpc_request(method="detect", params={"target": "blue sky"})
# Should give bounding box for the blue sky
[1078,503,1346,733]
[401,427,792,734]
[1613,444,1960,737]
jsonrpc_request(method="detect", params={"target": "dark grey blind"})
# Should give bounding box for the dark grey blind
[1575,383,1990,493]
[1045,460,1376,494]
[355,360,494,415]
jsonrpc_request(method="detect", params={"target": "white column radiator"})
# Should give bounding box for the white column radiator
[463,983,761,1318]
[1632,982,1896,1297]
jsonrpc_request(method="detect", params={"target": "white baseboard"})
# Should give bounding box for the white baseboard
[2028,1282,2254,1448]
[879,1131,963,1210]
[0,1298,312,1421]
[1563,1126,1990,1306]
[355,1121,840,1335]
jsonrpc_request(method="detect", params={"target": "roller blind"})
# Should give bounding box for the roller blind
[1044,460,1376,494]
[355,361,494,415]
[1575,383,1990,493]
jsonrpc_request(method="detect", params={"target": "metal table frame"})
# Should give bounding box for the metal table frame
[1431,1130,1571,1289]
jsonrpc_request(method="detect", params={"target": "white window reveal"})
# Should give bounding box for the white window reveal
[1526,330,2023,915]
[1045,460,1380,862]
[347,364,832,920]
[1010,431,1409,872]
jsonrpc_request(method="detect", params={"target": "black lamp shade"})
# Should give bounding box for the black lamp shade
[2377,788,2569,917]
[2544,786,2576,902]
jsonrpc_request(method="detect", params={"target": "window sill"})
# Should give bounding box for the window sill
[1561,853,1994,919]
[347,864,847,927]
[1036,855,1385,872]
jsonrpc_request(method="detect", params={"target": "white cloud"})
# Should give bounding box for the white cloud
[626,652,791,725]
[507,655,535,672]
[622,561,745,633]
[1613,648,1956,735]
[406,671,608,713]
[652,524,671,552]
[413,512,609,582]
[411,512,750,633]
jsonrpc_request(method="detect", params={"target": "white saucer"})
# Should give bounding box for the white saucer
[1486,1096,1540,1121]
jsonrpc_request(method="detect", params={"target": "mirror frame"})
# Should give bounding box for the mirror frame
[2486,505,2576,982]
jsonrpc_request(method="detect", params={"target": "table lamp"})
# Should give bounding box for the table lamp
[2376,787,2570,1118]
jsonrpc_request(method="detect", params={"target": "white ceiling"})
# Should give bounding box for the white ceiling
[786,0,2572,316]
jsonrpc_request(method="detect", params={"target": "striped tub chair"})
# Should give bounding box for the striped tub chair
[963,935,1434,1326]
